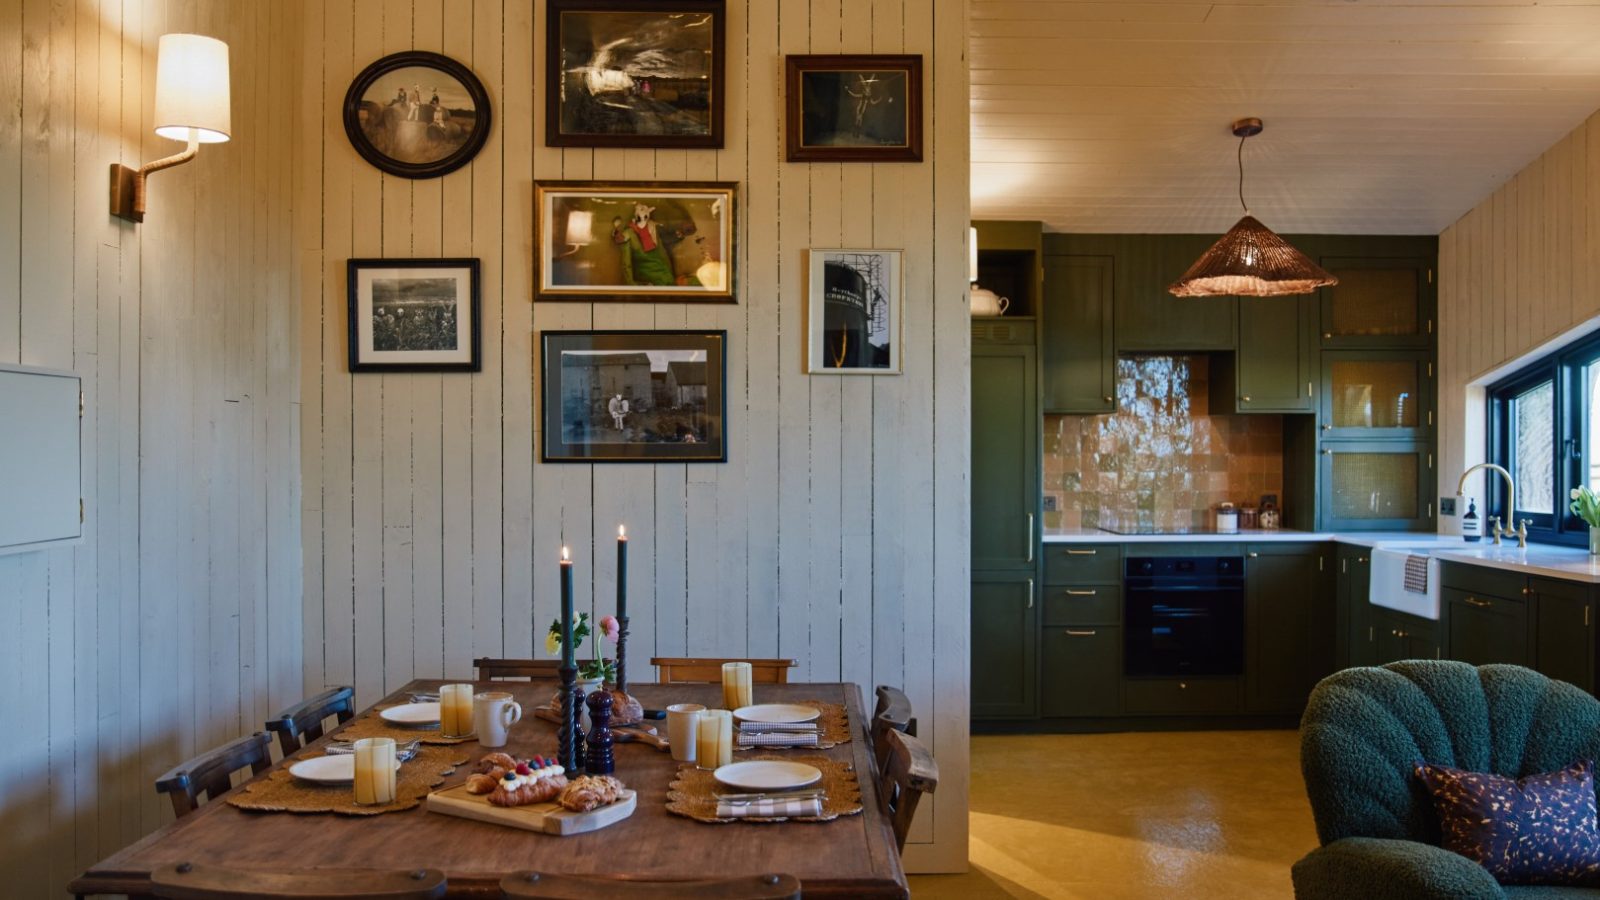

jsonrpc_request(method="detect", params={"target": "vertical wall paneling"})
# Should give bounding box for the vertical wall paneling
[0,1,305,894]
[298,0,971,870]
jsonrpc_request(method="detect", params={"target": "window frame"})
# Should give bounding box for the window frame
[1485,331,1600,546]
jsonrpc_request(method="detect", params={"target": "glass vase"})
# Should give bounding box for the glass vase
[1590,526,1600,556]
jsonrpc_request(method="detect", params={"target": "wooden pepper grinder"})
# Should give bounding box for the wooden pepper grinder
[585,689,615,775]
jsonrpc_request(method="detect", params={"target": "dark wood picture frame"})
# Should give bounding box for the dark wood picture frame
[546,0,726,149]
[785,54,923,163]
[342,51,493,179]
[540,330,728,463]
[347,258,481,373]
[534,181,737,303]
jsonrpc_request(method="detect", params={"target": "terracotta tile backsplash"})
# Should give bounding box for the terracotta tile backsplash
[1044,355,1284,533]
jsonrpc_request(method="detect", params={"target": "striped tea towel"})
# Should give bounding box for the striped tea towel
[1403,554,1429,594]
[738,730,820,748]
[715,797,824,818]
[738,721,818,732]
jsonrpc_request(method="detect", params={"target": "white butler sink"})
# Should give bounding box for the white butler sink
[1368,547,1441,620]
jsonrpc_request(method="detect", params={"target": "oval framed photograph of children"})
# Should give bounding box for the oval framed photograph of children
[343,51,492,179]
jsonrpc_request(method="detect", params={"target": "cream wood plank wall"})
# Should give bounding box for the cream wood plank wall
[0,0,304,895]
[297,0,971,871]
[1439,109,1600,514]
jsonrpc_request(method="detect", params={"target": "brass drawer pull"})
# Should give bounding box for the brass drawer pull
[1463,597,1492,609]
[1064,589,1098,597]
[1064,629,1097,637]
[1064,549,1098,556]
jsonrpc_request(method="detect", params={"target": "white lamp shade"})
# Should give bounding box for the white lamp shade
[153,34,231,143]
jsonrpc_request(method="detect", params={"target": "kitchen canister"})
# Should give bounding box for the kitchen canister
[1215,502,1239,533]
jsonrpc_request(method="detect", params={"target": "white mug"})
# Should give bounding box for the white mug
[667,702,704,763]
[473,691,523,748]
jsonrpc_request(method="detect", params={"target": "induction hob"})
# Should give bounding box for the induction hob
[1097,526,1224,536]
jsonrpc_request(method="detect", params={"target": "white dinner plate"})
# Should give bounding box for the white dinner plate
[288,755,401,785]
[379,702,441,726]
[732,703,821,724]
[713,761,823,793]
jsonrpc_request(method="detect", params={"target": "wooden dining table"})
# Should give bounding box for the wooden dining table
[70,680,909,898]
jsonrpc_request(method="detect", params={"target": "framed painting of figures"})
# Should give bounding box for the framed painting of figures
[347,258,480,372]
[547,0,726,148]
[343,51,492,178]
[534,182,736,302]
[786,55,922,162]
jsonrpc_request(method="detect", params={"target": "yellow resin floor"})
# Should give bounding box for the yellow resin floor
[908,730,1315,899]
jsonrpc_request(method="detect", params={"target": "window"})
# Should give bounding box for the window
[1486,331,1600,545]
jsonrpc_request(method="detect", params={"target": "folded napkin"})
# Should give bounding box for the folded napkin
[738,721,817,733]
[737,730,820,748]
[715,797,824,818]
[1403,554,1429,594]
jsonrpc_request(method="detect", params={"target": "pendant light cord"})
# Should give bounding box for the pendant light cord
[1237,133,1249,215]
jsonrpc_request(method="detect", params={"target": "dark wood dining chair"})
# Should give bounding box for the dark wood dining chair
[474,657,563,681]
[149,861,446,899]
[264,685,356,757]
[154,732,274,819]
[649,657,796,684]
[871,685,917,772]
[500,872,800,900]
[877,727,939,852]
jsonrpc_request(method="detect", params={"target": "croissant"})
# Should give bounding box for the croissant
[465,773,500,795]
[557,775,627,812]
[476,752,518,775]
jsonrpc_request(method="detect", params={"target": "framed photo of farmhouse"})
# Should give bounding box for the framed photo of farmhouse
[347,258,480,372]
[806,249,902,374]
[546,0,726,148]
[540,330,727,463]
[535,182,736,302]
[786,55,923,162]
[342,51,492,179]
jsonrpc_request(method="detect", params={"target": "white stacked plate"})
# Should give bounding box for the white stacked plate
[288,755,402,785]
[712,760,823,793]
[731,703,821,724]
[379,702,441,726]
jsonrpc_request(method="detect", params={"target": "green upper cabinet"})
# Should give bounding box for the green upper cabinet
[1318,440,1434,531]
[1318,247,1436,350]
[1042,254,1115,414]
[1319,350,1434,441]
[972,337,1039,571]
[1245,543,1334,715]
[1115,235,1237,352]
[1211,294,1317,414]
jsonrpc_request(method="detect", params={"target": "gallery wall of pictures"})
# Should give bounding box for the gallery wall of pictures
[300,0,970,873]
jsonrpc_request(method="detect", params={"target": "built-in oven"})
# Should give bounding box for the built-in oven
[1123,555,1246,677]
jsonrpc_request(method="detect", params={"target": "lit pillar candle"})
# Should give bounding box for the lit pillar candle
[560,546,575,668]
[616,525,627,621]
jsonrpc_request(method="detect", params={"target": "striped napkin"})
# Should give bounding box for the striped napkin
[715,797,824,818]
[1403,554,1429,594]
[737,730,820,748]
[740,721,817,732]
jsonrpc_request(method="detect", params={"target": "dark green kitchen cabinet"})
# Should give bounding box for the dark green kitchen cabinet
[1320,351,1434,441]
[1335,544,1371,668]
[1318,440,1434,531]
[1366,607,1441,665]
[1444,587,1528,667]
[1246,543,1334,714]
[1531,578,1595,693]
[1115,235,1237,352]
[1041,254,1115,414]
[972,574,1038,718]
[1041,625,1121,718]
[1236,295,1317,413]
[971,333,1039,571]
[1319,255,1435,350]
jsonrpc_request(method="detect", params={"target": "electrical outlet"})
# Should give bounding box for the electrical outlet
[1439,497,1457,517]
[1042,494,1059,513]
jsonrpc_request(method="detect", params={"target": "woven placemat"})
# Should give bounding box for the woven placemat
[666,755,863,823]
[226,745,470,816]
[735,700,850,751]
[329,704,477,746]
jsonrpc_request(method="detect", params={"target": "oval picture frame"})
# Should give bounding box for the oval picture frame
[342,51,492,179]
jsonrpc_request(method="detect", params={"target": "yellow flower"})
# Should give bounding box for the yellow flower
[544,631,561,656]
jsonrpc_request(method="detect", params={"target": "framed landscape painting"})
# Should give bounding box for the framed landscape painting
[535,182,736,302]
[786,55,923,162]
[541,330,727,463]
[806,249,902,374]
[347,259,480,372]
[342,51,492,178]
[547,0,725,148]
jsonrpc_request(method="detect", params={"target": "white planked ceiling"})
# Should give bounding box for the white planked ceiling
[970,0,1600,234]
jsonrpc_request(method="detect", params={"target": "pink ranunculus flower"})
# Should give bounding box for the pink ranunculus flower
[599,614,621,642]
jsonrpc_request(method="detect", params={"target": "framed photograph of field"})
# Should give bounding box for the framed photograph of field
[347,258,480,372]
[535,181,736,302]
[540,330,727,463]
[342,51,492,179]
[546,0,725,148]
[806,250,902,375]
[786,55,922,163]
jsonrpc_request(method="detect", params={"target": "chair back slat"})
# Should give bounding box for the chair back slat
[150,861,446,899]
[154,733,274,819]
[474,657,563,682]
[265,686,356,757]
[871,685,917,773]
[649,657,796,685]
[877,728,939,852]
[500,872,801,900]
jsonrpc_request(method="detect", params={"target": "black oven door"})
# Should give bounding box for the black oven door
[1124,582,1245,677]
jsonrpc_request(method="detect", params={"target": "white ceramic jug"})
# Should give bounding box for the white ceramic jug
[970,286,1010,317]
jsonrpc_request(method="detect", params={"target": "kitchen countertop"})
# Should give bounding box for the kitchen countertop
[1042,529,1600,583]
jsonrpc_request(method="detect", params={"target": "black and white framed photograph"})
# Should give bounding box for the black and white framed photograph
[806,249,902,374]
[347,258,480,372]
[342,51,492,179]
[541,330,727,462]
[547,0,726,149]
[786,55,922,162]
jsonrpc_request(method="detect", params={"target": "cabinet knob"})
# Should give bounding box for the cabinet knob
[1241,395,1252,403]
[1102,395,1113,404]
[1321,423,1332,431]
[1323,449,1334,456]
[1323,332,1332,339]
[1179,682,1189,690]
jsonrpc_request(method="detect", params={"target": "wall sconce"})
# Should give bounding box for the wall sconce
[110,34,231,223]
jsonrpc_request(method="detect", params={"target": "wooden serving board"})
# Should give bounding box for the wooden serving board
[426,783,637,835]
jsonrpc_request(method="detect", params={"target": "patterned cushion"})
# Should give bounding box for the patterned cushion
[1415,759,1600,886]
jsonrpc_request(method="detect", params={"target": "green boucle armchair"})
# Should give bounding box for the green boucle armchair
[1294,660,1600,900]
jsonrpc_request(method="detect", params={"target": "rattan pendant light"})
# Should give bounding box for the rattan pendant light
[1169,118,1337,298]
